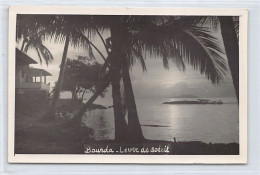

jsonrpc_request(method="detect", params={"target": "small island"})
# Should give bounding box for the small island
[163,99,223,105]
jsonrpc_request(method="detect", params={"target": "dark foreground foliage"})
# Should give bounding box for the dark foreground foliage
[15,123,238,155]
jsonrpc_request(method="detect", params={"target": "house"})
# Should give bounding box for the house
[15,48,52,100]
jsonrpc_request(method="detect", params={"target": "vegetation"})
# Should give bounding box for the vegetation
[70,16,229,142]
[185,16,239,103]
[53,57,105,102]
[16,15,238,148]
[16,15,53,65]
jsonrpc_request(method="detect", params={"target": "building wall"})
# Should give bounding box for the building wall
[16,65,33,88]
[16,65,50,103]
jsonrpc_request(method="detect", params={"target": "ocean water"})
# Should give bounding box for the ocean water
[82,97,239,143]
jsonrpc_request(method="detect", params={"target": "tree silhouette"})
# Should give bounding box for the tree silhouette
[183,16,239,103]
[17,15,229,142]
[72,16,228,142]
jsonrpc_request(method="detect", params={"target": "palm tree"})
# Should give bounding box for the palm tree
[124,16,228,142]
[16,15,123,141]
[17,15,129,140]
[16,15,53,65]
[72,16,228,142]
[184,16,239,103]
[43,15,98,116]
[48,34,70,115]
[219,17,239,103]
[17,15,108,117]
[17,15,229,142]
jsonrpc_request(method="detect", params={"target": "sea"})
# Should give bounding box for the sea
[81,97,239,143]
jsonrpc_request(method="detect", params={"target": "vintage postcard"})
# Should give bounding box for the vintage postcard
[8,7,248,163]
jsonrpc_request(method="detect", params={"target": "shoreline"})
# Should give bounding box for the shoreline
[15,124,239,155]
[14,99,239,155]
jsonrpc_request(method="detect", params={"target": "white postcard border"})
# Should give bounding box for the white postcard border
[8,6,248,164]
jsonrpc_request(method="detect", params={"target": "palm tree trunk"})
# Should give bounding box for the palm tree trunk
[72,88,76,100]
[48,34,70,116]
[219,17,239,104]
[122,57,144,142]
[21,39,26,52]
[81,89,87,101]
[110,24,128,142]
[111,70,128,142]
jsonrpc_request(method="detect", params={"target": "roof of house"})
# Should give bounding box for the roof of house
[26,68,52,76]
[16,48,37,65]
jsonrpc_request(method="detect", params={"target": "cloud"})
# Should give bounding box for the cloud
[22,33,235,100]
[130,58,235,98]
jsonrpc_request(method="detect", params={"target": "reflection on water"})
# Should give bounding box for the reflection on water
[82,97,239,143]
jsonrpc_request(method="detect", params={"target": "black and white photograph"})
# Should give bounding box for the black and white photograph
[8,7,248,163]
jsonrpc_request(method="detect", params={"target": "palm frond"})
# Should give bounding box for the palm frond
[232,16,239,40]
[37,43,54,65]
[124,43,147,72]
[183,28,228,83]
[181,16,219,30]
[35,47,43,65]
[133,47,147,72]
[127,18,228,84]
[22,33,53,65]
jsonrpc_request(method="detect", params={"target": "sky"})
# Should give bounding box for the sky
[16,24,236,101]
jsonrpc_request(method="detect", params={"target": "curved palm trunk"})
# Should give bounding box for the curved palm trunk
[68,53,129,143]
[69,77,110,127]
[122,57,144,142]
[48,34,70,116]
[69,56,112,127]
[219,17,239,104]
